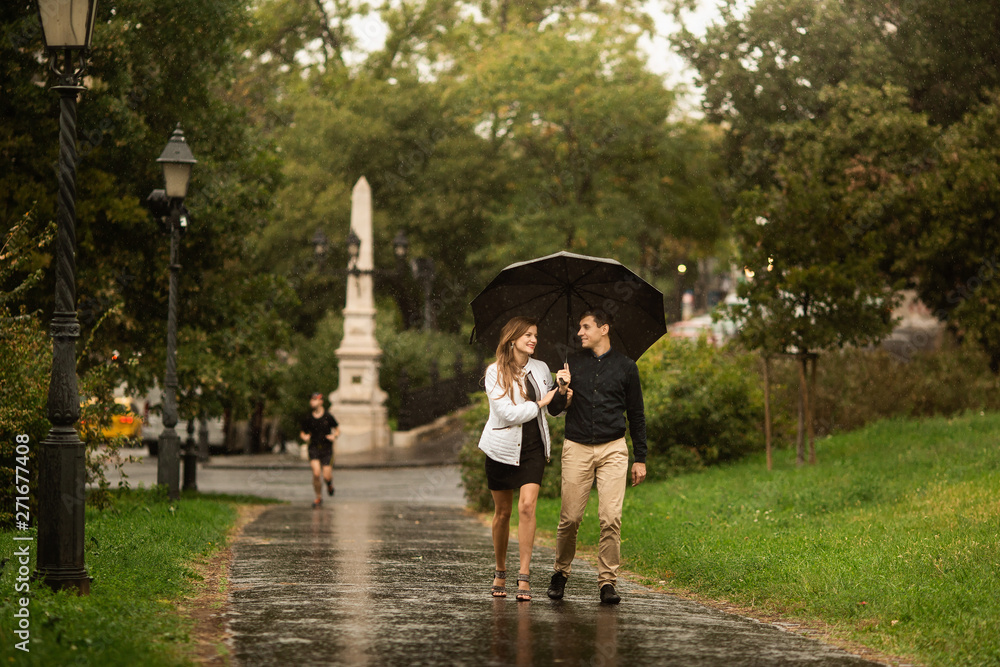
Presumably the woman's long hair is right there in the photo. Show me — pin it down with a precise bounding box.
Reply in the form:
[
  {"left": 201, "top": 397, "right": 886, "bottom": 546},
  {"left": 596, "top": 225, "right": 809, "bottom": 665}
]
[{"left": 489, "top": 316, "right": 538, "bottom": 403}]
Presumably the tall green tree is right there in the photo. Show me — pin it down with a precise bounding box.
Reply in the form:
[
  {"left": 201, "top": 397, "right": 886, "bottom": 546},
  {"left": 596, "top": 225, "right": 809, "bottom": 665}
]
[
  {"left": 250, "top": 0, "right": 725, "bottom": 337},
  {"left": 2, "top": 1, "right": 288, "bottom": 429},
  {"left": 907, "top": 92, "right": 1000, "bottom": 371},
  {"left": 673, "top": 0, "right": 897, "bottom": 193},
  {"left": 723, "top": 84, "right": 918, "bottom": 463},
  {"left": 673, "top": 0, "right": 1000, "bottom": 187},
  {"left": 675, "top": 0, "right": 1000, "bottom": 372}
]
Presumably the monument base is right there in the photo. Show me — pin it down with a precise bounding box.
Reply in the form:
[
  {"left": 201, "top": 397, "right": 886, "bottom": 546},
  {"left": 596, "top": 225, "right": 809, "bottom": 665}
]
[{"left": 331, "top": 401, "right": 391, "bottom": 455}]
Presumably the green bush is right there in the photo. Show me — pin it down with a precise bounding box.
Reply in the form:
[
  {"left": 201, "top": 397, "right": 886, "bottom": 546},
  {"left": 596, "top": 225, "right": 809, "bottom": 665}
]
[
  {"left": 0, "top": 308, "right": 135, "bottom": 526},
  {"left": 275, "top": 311, "right": 344, "bottom": 436},
  {"left": 458, "top": 395, "right": 492, "bottom": 511},
  {"left": 377, "top": 326, "right": 482, "bottom": 422},
  {"left": 639, "top": 336, "right": 765, "bottom": 479},
  {"left": 0, "top": 310, "right": 51, "bottom": 528},
  {"left": 457, "top": 334, "right": 1000, "bottom": 510},
  {"left": 764, "top": 341, "right": 1000, "bottom": 443}
]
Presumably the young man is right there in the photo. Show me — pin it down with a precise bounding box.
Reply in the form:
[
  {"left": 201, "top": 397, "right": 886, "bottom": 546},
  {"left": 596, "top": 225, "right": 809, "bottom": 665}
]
[
  {"left": 546, "top": 309, "right": 647, "bottom": 604},
  {"left": 299, "top": 392, "right": 340, "bottom": 509}
]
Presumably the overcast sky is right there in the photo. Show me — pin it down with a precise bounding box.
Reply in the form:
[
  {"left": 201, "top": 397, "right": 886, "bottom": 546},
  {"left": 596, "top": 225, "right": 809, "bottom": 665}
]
[
  {"left": 641, "top": 2, "right": 721, "bottom": 83},
  {"left": 640, "top": 0, "right": 732, "bottom": 115}
]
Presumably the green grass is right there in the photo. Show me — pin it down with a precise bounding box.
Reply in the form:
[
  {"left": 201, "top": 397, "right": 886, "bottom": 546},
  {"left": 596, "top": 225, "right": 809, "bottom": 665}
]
[
  {"left": 536, "top": 411, "right": 1000, "bottom": 667},
  {"left": 0, "top": 488, "right": 276, "bottom": 666}
]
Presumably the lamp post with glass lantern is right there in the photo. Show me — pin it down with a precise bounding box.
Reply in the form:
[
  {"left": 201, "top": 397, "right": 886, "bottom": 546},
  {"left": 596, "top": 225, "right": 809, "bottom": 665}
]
[
  {"left": 33, "top": 0, "right": 99, "bottom": 595},
  {"left": 392, "top": 230, "right": 409, "bottom": 263},
  {"left": 388, "top": 230, "right": 434, "bottom": 330},
  {"left": 311, "top": 228, "right": 329, "bottom": 267},
  {"left": 150, "top": 126, "right": 196, "bottom": 499},
  {"left": 311, "top": 227, "right": 428, "bottom": 328},
  {"left": 345, "top": 228, "right": 364, "bottom": 276}
]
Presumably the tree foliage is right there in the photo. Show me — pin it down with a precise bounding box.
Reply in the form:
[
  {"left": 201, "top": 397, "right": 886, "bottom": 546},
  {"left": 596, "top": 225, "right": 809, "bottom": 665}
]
[
  {"left": 678, "top": 0, "right": 1000, "bottom": 374},
  {"left": 906, "top": 92, "right": 1000, "bottom": 370},
  {"left": 248, "top": 0, "right": 726, "bottom": 337},
  {"left": 2, "top": 0, "right": 730, "bottom": 439},
  {"left": 1, "top": 217, "right": 131, "bottom": 526},
  {"left": 2, "top": 1, "right": 289, "bottom": 429}
]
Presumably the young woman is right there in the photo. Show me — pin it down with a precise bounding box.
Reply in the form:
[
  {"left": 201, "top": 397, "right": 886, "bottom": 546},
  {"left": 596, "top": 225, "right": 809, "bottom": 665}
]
[{"left": 478, "top": 316, "right": 569, "bottom": 600}]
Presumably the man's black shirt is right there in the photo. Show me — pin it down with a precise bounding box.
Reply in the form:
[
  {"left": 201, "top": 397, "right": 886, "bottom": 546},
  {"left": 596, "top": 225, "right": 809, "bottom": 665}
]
[
  {"left": 301, "top": 412, "right": 339, "bottom": 453},
  {"left": 548, "top": 347, "right": 647, "bottom": 463}
]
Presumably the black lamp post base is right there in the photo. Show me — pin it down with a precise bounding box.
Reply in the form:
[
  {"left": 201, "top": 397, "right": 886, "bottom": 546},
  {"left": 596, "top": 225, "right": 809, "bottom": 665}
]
[
  {"left": 34, "top": 566, "right": 92, "bottom": 595},
  {"left": 157, "top": 429, "right": 181, "bottom": 499},
  {"left": 34, "top": 428, "right": 90, "bottom": 595},
  {"left": 182, "top": 449, "right": 198, "bottom": 491}
]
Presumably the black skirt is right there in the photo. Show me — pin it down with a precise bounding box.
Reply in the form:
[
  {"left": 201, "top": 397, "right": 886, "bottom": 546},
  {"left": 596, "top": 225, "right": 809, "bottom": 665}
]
[{"left": 485, "top": 382, "right": 546, "bottom": 491}]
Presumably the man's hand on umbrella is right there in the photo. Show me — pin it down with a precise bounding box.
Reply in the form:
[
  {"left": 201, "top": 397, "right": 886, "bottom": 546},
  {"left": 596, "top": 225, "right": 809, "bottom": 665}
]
[
  {"left": 631, "top": 462, "right": 647, "bottom": 487},
  {"left": 556, "top": 363, "right": 571, "bottom": 394}
]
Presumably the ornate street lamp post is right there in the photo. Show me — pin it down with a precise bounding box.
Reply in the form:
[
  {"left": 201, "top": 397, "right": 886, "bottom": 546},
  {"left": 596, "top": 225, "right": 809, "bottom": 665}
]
[
  {"left": 33, "top": 0, "right": 99, "bottom": 596},
  {"left": 386, "top": 229, "right": 432, "bottom": 330},
  {"left": 392, "top": 230, "right": 409, "bottom": 260},
  {"left": 311, "top": 228, "right": 329, "bottom": 263},
  {"left": 151, "top": 126, "right": 196, "bottom": 499},
  {"left": 345, "top": 228, "right": 363, "bottom": 275}
]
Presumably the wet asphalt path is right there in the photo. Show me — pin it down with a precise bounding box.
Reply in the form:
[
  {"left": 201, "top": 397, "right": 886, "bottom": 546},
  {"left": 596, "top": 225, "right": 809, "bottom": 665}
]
[{"left": 145, "top": 459, "right": 886, "bottom": 667}]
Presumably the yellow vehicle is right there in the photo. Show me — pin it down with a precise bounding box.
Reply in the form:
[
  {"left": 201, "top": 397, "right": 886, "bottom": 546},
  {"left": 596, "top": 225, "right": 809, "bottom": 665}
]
[{"left": 102, "top": 397, "right": 143, "bottom": 440}]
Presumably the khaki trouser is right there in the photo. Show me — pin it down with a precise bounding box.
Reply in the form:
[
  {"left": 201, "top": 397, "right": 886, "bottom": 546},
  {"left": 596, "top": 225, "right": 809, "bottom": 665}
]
[{"left": 554, "top": 437, "right": 629, "bottom": 588}]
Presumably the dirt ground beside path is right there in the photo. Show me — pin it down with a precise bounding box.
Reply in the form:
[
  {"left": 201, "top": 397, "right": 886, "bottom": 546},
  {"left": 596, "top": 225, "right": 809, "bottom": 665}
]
[{"left": 178, "top": 504, "right": 270, "bottom": 665}]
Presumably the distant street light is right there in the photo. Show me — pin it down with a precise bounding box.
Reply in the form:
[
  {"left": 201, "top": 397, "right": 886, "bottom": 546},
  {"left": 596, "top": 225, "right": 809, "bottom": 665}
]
[
  {"left": 311, "top": 227, "right": 431, "bottom": 328},
  {"left": 389, "top": 230, "right": 434, "bottom": 330},
  {"left": 392, "top": 230, "right": 409, "bottom": 259},
  {"left": 149, "top": 126, "right": 197, "bottom": 499},
  {"left": 311, "top": 228, "right": 329, "bottom": 261},
  {"left": 346, "top": 228, "right": 364, "bottom": 275},
  {"left": 33, "top": 0, "right": 100, "bottom": 596}
]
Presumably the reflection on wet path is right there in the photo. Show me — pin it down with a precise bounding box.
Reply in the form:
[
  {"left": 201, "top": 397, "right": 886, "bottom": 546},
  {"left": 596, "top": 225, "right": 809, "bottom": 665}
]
[{"left": 228, "top": 502, "right": 880, "bottom": 666}]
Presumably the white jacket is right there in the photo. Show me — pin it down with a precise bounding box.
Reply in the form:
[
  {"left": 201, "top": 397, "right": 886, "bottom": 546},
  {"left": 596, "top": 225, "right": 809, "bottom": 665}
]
[{"left": 478, "top": 358, "right": 555, "bottom": 465}]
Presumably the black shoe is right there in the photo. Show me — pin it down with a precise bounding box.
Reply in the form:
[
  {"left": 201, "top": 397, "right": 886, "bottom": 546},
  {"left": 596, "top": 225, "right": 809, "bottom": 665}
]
[
  {"left": 326, "top": 480, "right": 335, "bottom": 497},
  {"left": 600, "top": 584, "right": 621, "bottom": 604},
  {"left": 547, "top": 571, "right": 568, "bottom": 600}
]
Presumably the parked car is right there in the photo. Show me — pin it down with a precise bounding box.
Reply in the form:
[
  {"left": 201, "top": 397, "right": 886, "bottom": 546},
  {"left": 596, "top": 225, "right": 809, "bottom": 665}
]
[
  {"left": 104, "top": 397, "right": 143, "bottom": 440},
  {"left": 78, "top": 396, "right": 143, "bottom": 442}
]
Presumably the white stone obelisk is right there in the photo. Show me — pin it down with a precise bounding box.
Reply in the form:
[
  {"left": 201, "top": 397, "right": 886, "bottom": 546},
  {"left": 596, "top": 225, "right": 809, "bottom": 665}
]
[{"left": 329, "top": 177, "right": 390, "bottom": 454}]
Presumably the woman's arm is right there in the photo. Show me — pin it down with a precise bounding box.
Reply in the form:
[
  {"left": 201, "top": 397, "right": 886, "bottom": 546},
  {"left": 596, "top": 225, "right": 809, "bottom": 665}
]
[{"left": 485, "top": 365, "right": 541, "bottom": 424}]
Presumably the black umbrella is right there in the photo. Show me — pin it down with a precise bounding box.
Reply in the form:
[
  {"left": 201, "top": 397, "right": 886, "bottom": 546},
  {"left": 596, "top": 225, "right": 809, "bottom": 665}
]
[{"left": 470, "top": 251, "right": 666, "bottom": 369}]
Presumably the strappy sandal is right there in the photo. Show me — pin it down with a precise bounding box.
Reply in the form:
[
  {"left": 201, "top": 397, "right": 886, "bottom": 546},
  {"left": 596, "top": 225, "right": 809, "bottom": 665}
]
[
  {"left": 491, "top": 570, "right": 507, "bottom": 598},
  {"left": 516, "top": 573, "right": 532, "bottom": 601}
]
